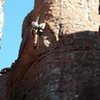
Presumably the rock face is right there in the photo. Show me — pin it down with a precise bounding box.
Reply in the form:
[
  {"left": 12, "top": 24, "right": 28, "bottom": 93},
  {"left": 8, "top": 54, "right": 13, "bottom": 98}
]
[
  {"left": 0, "top": 0, "right": 4, "bottom": 40},
  {"left": 0, "top": 0, "right": 100, "bottom": 100},
  {"left": 0, "top": 72, "right": 9, "bottom": 100}
]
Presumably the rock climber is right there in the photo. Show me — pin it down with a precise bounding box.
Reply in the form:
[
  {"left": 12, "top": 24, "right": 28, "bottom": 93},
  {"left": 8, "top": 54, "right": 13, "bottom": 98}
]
[
  {"left": 18, "top": 16, "right": 46, "bottom": 57},
  {"left": 31, "top": 16, "right": 46, "bottom": 49}
]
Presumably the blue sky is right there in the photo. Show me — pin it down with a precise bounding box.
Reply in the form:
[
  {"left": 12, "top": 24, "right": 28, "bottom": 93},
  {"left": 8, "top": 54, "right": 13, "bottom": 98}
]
[{"left": 0, "top": 0, "right": 34, "bottom": 69}]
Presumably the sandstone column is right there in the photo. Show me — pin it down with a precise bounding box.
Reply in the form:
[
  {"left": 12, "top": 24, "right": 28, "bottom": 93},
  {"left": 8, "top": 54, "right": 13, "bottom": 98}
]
[
  {"left": 0, "top": 0, "right": 4, "bottom": 40},
  {"left": 7, "top": 0, "right": 100, "bottom": 100}
]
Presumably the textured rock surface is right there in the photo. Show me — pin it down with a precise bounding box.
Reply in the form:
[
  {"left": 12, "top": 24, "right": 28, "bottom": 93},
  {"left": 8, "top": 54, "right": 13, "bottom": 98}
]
[
  {"left": 0, "top": 1, "right": 7, "bottom": 100},
  {"left": 0, "top": 0, "right": 100, "bottom": 100},
  {"left": 0, "top": 72, "right": 9, "bottom": 100},
  {"left": 0, "top": 0, "right": 4, "bottom": 40}
]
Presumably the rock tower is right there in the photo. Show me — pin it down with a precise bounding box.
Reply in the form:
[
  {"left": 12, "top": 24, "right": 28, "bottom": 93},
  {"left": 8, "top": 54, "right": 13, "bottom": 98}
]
[{"left": 0, "top": 0, "right": 100, "bottom": 100}]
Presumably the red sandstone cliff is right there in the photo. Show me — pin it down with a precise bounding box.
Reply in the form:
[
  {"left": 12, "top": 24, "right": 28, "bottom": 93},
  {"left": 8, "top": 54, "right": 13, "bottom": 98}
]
[{"left": 0, "top": 0, "right": 100, "bottom": 100}]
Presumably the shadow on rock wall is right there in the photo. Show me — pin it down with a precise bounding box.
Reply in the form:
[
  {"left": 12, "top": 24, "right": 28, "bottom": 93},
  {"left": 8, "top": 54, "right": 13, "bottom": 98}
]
[{"left": 7, "top": 29, "right": 100, "bottom": 100}]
